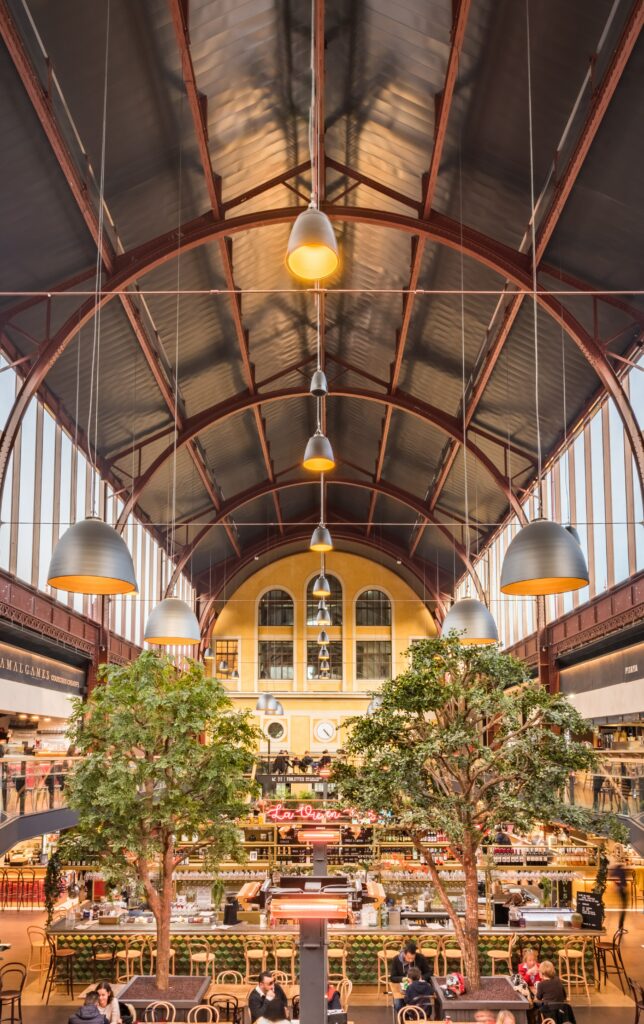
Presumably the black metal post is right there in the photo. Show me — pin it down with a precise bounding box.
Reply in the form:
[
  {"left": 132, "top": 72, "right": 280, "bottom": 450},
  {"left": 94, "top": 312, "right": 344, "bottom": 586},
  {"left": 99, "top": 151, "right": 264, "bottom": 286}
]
[{"left": 298, "top": 917, "right": 328, "bottom": 1024}]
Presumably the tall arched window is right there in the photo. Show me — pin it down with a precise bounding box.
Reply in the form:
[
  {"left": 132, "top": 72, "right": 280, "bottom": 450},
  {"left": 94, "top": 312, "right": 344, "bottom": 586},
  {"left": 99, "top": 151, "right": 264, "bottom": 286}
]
[
  {"left": 356, "top": 588, "right": 391, "bottom": 626},
  {"left": 306, "top": 574, "right": 342, "bottom": 625},
  {"left": 258, "top": 588, "right": 294, "bottom": 626}
]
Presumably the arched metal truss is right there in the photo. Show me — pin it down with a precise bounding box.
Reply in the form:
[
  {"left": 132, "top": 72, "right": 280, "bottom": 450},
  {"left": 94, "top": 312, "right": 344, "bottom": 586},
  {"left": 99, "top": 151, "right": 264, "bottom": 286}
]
[
  {"left": 0, "top": 204, "right": 641, "bottom": 511},
  {"left": 163, "top": 475, "right": 487, "bottom": 601}
]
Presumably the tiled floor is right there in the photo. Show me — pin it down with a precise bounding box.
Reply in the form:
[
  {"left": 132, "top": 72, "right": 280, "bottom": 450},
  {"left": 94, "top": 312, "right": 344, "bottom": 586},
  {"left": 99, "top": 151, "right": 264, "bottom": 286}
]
[{"left": 1, "top": 908, "right": 641, "bottom": 1022}]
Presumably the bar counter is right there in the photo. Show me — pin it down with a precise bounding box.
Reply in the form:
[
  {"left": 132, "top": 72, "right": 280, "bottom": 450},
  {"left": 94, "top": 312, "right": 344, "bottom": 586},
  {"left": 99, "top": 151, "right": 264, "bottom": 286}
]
[{"left": 49, "top": 919, "right": 602, "bottom": 984}]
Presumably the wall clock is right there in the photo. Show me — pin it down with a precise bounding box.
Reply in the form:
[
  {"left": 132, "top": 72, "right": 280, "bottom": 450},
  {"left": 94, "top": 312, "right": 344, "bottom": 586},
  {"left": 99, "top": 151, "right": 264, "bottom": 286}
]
[{"left": 314, "top": 720, "right": 336, "bottom": 742}]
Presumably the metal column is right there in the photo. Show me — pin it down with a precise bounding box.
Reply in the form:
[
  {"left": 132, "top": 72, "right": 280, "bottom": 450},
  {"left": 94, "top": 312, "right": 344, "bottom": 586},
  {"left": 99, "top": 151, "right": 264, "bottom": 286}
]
[{"left": 298, "top": 918, "right": 328, "bottom": 1024}]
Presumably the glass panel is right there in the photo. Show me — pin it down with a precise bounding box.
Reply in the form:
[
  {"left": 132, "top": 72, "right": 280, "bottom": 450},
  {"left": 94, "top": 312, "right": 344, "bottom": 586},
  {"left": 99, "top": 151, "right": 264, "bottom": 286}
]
[
  {"left": 306, "top": 640, "right": 342, "bottom": 679},
  {"left": 356, "top": 640, "right": 391, "bottom": 680},
  {"left": 16, "top": 400, "right": 37, "bottom": 583},
  {"left": 214, "top": 640, "right": 239, "bottom": 678},
  {"left": 590, "top": 413, "right": 607, "bottom": 593},
  {"left": 355, "top": 589, "right": 391, "bottom": 626},
  {"left": 573, "top": 432, "right": 590, "bottom": 605},
  {"left": 38, "top": 411, "right": 56, "bottom": 591},
  {"left": 258, "top": 640, "right": 293, "bottom": 680},
  {"left": 0, "top": 355, "right": 15, "bottom": 431},
  {"left": 306, "top": 574, "right": 343, "bottom": 625},
  {"left": 258, "top": 589, "right": 294, "bottom": 626},
  {"left": 608, "top": 401, "right": 629, "bottom": 583},
  {"left": 0, "top": 453, "right": 12, "bottom": 572}
]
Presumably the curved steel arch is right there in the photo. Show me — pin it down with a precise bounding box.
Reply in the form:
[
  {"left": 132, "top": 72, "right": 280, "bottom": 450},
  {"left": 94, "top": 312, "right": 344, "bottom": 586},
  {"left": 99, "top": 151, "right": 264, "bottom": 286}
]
[
  {"left": 113, "top": 385, "right": 526, "bottom": 528},
  {"left": 1, "top": 204, "right": 641, "bottom": 503},
  {"left": 164, "top": 475, "right": 486, "bottom": 601},
  {"left": 197, "top": 524, "right": 448, "bottom": 645}
]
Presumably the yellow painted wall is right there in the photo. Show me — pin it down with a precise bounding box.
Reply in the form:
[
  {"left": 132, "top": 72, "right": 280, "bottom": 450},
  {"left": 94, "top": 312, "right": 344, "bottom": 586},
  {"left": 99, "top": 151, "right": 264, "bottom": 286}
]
[{"left": 210, "top": 551, "right": 435, "bottom": 754}]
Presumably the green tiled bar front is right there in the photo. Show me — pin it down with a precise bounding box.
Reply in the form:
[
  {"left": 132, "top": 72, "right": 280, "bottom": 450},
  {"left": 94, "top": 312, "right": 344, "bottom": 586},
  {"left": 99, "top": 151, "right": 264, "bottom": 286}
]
[{"left": 49, "top": 924, "right": 600, "bottom": 985}]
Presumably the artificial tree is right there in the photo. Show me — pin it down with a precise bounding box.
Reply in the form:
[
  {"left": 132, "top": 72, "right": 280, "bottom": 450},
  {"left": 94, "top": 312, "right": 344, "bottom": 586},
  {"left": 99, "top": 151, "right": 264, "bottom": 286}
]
[
  {"left": 334, "top": 635, "right": 624, "bottom": 988},
  {"left": 59, "top": 651, "right": 257, "bottom": 991},
  {"left": 44, "top": 850, "right": 64, "bottom": 925}
]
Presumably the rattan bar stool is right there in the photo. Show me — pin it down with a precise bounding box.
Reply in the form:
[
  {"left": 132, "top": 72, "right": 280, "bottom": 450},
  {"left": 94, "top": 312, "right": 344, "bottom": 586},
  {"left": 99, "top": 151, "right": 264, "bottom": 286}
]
[
  {"left": 272, "top": 935, "right": 296, "bottom": 981},
  {"left": 188, "top": 939, "right": 215, "bottom": 978},
  {"left": 115, "top": 937, "right": 145, "bottom": 983},
  {"left": 441, "top": 936, "right": 464, "bottom": 975},
  {"left": 488, "top": 933, "right": 517, "bottom": 975},
  {"left": 558, "top": 938, "right": 591, "bottom": 1002},
  {"left": 243, "top": 937, "right": 267, "bottom": 983},
  {"left": 42, "top": 935, "right": 75, "bottom": 1004}
]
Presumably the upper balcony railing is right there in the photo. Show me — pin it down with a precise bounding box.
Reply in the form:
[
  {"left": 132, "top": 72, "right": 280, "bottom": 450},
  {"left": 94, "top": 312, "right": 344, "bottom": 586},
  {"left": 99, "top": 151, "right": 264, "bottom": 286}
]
[{"left": 0, "top": 755, "right": 81, "bottom": 823}]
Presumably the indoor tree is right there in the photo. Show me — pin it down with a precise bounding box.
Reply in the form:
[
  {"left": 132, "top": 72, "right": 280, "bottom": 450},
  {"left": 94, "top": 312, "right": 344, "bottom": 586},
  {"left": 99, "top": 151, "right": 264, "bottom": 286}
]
[
  {"left": 334, "top": 635, "right": 624, "bottom": 988},
  {"left": 59, "top": 651, "right": 258, "bottom": 991}
]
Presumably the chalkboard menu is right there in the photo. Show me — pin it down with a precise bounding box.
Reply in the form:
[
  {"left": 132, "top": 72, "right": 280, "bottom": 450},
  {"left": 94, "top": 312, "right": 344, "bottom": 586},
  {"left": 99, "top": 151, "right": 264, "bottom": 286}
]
[{"left": 576, "top": 892, "right": 604, "bottom": 929}]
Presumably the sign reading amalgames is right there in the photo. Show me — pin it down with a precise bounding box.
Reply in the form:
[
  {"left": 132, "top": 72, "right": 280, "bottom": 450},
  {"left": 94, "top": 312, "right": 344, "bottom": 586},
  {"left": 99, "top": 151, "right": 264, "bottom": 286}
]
[{"left": 0, "top": 640, "right": 86, "bottom": 694}]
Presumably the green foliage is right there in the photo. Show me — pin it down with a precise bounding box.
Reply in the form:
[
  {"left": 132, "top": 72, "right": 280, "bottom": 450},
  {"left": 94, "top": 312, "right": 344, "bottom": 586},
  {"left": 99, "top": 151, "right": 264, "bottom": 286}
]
[
  {"left": 335, "top": 635, "right": 619, "bottom": 847},
  {"left": 44, "top": 851, "right": 63, "bottom": 925},
  {"left": 59, "top": 651, "right": 258, "bottom": 892}
]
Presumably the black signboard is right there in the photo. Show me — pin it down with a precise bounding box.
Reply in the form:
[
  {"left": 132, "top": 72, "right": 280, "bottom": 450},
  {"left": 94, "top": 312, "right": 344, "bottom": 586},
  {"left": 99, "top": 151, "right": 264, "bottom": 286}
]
[
  {"left": 0, "top": 640, "right": 86, "bottom": 695},
  {"left": 576, "top": 892, "right": 604, "bottom": 929}
]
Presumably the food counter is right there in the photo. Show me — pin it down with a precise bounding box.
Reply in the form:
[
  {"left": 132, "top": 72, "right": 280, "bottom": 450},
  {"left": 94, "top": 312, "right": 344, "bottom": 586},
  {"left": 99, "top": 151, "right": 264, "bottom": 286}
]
[{"left": 48, "top": 919, "right": 602, "bottom": 984}]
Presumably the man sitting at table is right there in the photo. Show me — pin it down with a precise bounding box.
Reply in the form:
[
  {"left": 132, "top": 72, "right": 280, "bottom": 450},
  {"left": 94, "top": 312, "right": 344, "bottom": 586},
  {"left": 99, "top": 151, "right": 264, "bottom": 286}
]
[
  {"left": 68, "top": 992, "right": 108, "bottom": 1024},
  {"left": 248, "top": 971, "right": 288, "bottom": 1022},
  {"left": 391, "top": 941, "right": 433, "bottom": 1013}
]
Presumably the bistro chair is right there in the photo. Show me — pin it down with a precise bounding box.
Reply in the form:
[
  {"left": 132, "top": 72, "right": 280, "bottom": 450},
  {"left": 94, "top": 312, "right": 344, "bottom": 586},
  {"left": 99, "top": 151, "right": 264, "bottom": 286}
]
[
  {"left": 42, "top": 934, "right": 75, "bottom": 1003},
  {"left": 627, "top": 976, "right": 644, "bottom": 1024},
  {"left": 440, "top": 936, "right": 464, "bottom": 975},
  {"left": 270, "top": 969, "right": 290, "bottom": 986},
  {"left": 595, "top": 926, "right": 627, "bottom": 992},
  {"left": 377, "top": 938, "right": 398, "bottom": 998},
  {"left": 187, "top": 1008, "right": 219, "bottom": 1022},
  {"left": 188, "top": 939, "right": 215, "bottom": 978},
  {"left": 487, "top": 933, "right": 517, "bottom": 975},
  {"left": 146, "top": 937, "right": 177, "bottom": 976},
  {"left": 419, "top": 941, "right": 441, "bottom": 975},
  {"left": 144, "top": 1001, "right": 176, "bottom": 1022},
  {"left": 243, "top": 937, "right": 267, "bottom": 982},
  {"left": 338, "top": 977, "right": 353, "bottom": 1012},
  {"left": 271, "top": 935, "right": 297, "bottom": 981},
  {"left": 397, "top": 1007, "right": 428, "bottom": 1023},
  {"left": 209, "top": 994, "right": 242, "bottom": 1024},
  {"left": 215, "top": 970, "right": 244, "bottom": 985},
  {"left": 91, "top": 939, "right": 117, "bottom": 982},
  {"left": 327, "top": 936, "right": 348, "bottom": 981},
  {"left": 558, "top": 938, "right": 591, "bottom": 1002},
  {"left": 115, "top": 937, "right": 145, "bottom": 983},
  {"left": 0, "top": 962, "right": 27, "bottom": 1024},
  {"left": 26, "top": 925, "right": 49, "bottom": 984}
]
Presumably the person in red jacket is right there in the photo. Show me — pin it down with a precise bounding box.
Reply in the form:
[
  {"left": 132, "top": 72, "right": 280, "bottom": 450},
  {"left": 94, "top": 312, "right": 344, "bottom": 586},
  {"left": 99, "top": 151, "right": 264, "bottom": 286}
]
[{"left": 518, "top": 948, "right": 541, "bottom": 989}]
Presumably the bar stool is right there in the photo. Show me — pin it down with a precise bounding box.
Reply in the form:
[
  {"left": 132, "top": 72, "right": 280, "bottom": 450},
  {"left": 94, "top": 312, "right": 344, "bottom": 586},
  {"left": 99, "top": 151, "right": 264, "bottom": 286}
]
[
  {"left": 327, "top": 936, "right": 347, "bottom": 981},
  {"left": 115, "top": 937, "right": 145, "bottom": 982},
  {"left": 487, "top": 934, "right": 517, "bottom": 975},
  {"left": 147, "top": 938, "right": 177, "bottom": 976},
  {"left": 243, "top": 937, "right": 267, "bottom": 983},
  {"left": 419, "top": 941, "right": 441, "bottom": 975},
  {"left": 441, "top": 936, "right": 464, "bottom": 975},
  {"left": 558, "top": 938, "right": 591, "bottom": 1002},
  {"left": 272, "top": 936, "right": 296, "bottom": 981},
  {"left": 0, "top": 869, "right": 8, "bottom": 912},
  {"left": 27, "top": 926, "right": 50, "bottom": 984},
  {"left": 188, "top": 940, "right": 215, "bottom": 978},
  {"left": 42, "top": 935, "right": 76, "bottom": 1004},
  {"left": 377, "top": 938, "right": 398, "bottom": 998},
  {"left": 91, "top": 939, "right": 116, "bottom": 981},
  {"left": 0, "top": 962, "right": 27, "bottom": 1024},
  {"left": 595, "top": 927, "right": 628, "bottom": 993},
  {"left": 17, "top": 869, "right": 36, "bottom": 912},
  {"left": 144, "top": 1001, "right": 176, "bottom": 1021}
]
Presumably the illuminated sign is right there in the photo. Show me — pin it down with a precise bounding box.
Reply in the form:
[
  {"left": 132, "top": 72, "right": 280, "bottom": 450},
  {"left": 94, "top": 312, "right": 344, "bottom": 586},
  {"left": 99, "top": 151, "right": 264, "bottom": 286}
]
[
  {"left": 264, "top": 801, "right": 378, "bottom": 824},
  {"left": 0, "top": 641, "right": 86, "bottom": 694}
]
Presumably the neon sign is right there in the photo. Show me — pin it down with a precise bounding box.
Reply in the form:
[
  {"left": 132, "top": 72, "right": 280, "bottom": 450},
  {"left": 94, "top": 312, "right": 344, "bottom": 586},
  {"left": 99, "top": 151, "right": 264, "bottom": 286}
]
[{"left": 264, "top": 802, "right": 378, "bottom": 824}]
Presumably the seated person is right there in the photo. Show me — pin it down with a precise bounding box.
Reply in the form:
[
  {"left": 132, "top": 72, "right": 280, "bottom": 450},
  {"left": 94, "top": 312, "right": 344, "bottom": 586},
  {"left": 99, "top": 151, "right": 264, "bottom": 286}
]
[
  {"left": 327, "top": 982, "right": 342, "bottom": 1009},
  {"left": 391, "top": 941, "right": 433, "bottom": 1013},
  {"left": 271, "top": 750, "right": 290, "bottom": 773},
  {"left": 68, "top": 993, "right": 108, "bottom": 1024},
  {"left": 494, "top": 826, "right": 512, "bottom": 846},
  {"left": 318, "top": 750, "right": 332, "bottom": 768},
  {"left": 255, "top": 1002, "right": 290, "bottom": 1024},
  {"left": 536, "top": 962, "right": 569, "bottom": 1011},
  {"left": 298, "top": 750, "right": 314, "bottom": 771},
  {"left": 404, "top": 966, "right": 434, "bottom": 1007},
  {"left": 248, "top": 971, "right": 288, "bottom": 1022},
  {"left": 517, "top": 947, "right": 541, "bottom": 988}
]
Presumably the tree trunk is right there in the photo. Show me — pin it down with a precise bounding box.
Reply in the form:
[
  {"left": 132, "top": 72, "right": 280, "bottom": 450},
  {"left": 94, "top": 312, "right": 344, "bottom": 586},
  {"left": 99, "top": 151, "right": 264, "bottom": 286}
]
[
  {"left": 416, "top": 842, "right": 472, "bottom": 980},
  {"left": 154, "top": 841, "right": 176, "bottom": 992},
  {"left": 462, "top": 840, "right": 481, "bottom": 989}
]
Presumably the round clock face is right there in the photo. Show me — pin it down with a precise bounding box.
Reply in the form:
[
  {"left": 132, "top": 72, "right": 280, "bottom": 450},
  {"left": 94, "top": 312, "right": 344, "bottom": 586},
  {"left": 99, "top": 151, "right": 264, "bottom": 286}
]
[{"left": 315, "top": 720, "right": 336, "bottom": 742}]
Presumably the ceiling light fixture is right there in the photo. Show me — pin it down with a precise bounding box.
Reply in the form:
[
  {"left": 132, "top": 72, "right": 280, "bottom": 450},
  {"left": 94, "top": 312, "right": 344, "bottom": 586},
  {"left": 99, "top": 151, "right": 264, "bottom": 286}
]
[
  {"left": 441, "top": 597, "right": 498, "bottom": 645},
  {"left": 310, "top": 523, "right": 333, "bottom": 553},
  {"left": 303, "top": 429, "right": 335, "bottom": 472},
  {"left": 318, "top": 646, "right": 330, "bottom": 661},
  {"left": 203, "top": 646, "right": 214, "bottom": 661},
  {"left": 144, "top": 597, "right": 200, "bottom": 646},
  {"left": 315, "top": 603, "right": 332, "bottom": 627},
  {"left": 317, "top": 629, "right": 329, "bottom": 645},
  {"left": 312, "top": 573, "right": 331, "bottom": 599}
]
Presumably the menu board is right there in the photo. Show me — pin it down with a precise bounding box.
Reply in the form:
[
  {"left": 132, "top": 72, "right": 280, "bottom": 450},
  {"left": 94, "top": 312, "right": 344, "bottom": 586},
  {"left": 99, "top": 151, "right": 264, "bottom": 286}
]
[{"left": 576, "top": 892, "right": 604, "bottom": 929}]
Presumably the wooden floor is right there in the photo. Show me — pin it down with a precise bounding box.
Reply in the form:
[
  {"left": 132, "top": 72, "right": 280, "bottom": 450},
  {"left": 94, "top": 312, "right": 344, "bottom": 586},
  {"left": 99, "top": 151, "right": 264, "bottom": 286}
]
[{"left": 2, "top": 907, "right": 641, "bottom": 1022}]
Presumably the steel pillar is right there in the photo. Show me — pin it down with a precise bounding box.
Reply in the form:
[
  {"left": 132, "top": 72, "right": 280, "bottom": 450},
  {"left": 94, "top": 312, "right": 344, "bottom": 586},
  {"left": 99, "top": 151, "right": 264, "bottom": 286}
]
[{"left": 298, "top": 918, "right": 328, "bottom": 1024}]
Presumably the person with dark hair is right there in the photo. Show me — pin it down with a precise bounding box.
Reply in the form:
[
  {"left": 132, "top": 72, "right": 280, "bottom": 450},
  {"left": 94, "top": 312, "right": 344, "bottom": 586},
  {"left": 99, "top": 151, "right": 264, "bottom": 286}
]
[
  {"left": 404, "top": 965, "right": 434, "bottom": 1007},
  {"left": 95, "top": 981, "right": 120, "bottom": 1023},
  {"left": 391, "top": 941, "right": 433, "bottom": 1013},
  {"left": 68, "top": 992, "right": 108, "bottom": 1024},
  {"left": 494, "top": 826, "right": 512, "bottom": 846},
  {"left": 248, "top": 971, "right": 288, "bottom": 1022},
  {"left": 271, "top": 750, "right": 290, "bottom": 774}
]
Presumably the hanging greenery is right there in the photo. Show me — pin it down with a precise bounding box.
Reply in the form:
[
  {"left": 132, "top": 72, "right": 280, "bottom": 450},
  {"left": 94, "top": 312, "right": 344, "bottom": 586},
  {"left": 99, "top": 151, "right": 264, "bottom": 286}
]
[{"left": 44, "top": 850, "right": 64, "bottom": 926}]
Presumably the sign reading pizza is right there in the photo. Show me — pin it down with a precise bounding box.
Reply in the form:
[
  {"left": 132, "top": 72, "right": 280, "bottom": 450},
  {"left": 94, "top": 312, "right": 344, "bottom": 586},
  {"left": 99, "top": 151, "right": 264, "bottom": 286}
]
[{"left": 264, "top": 801, "right": 378, "bottom": 824}]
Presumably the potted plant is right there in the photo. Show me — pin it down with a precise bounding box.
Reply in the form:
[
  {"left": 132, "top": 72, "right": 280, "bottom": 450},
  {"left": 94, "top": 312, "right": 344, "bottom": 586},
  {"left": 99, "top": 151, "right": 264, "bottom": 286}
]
[
  {"left": 59, "top": 651, "right": 258, "bottom": 994},
  {"left": 334, "top": 635, "right": 625, "bottom": 989}
]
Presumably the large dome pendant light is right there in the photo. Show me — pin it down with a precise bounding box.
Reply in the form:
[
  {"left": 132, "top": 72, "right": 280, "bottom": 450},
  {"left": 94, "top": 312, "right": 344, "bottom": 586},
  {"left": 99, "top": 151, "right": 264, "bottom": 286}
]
[
  {"left": 442, "top": 597, "right": 498, "bottom": 645},
  {"left": 285, "top": 12, "right": 338, "bottom": 281},
  {"left": 47, "top": 7, "right": 137, "bottom": 599},
  {"left": 144, "top": 126, "right": 200, "bottom": 647},
  {"left": 500, "top": 8, "right": 589, "bottom": 598},
  {"left": 441, "top": 143, "right": 497, "bottom": 645}
]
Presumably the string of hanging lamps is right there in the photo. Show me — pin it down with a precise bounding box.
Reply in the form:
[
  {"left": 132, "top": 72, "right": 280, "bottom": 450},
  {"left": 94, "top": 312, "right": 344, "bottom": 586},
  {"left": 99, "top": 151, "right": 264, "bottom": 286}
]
[
  {"left": 499, "top": 1, "right": 589, "bottom": 599},
  {"left": 47, "top": 0, "right": 138, "bottom": 598}
]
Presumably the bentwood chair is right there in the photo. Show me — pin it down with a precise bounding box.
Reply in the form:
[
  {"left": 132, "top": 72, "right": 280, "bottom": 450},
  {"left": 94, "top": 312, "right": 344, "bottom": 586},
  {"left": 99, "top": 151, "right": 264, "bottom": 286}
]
[
  {"left": 397, "top": 1007, "right": 428, "bottom": 1023},
  {"left": 187, "top": 1008, "right": 219, "bottom": 1022},
  {"left": 147, "top": 937, "right": 177, "bottom": 976},
  {"left": 377, "top": 938, "right": 398, "bottom": 998},
  {"left": 42, "top": 935, "right": 75, "bottom": 1003},
  {"left": 327, "top": 936, "right": 348, "bottom": 981},
  {"left": 26, "top": 926, "right": 49, "bottom": 984},
  {"left": 91, "top": 939, "right": 117, "bottom": 982},
  {"left": 595, "top": 927, "right": 628, "bottom": 992},
  {"left": 215, "top": 970, "right": 243, "bottom": 985},
  {"left": 243, "top": 937, "right": 267, "bottom": 982},
  {"left": 487, "top": 933, "right": 517, "bottom": 975},
  {"left": 209, "top": 994, "right": 242, "bottom": 1024},
  {"left": 440, "top": 936, "right": 464, "bottom": 975},
  {"left": 338, "top": 977, "right": 353, "bottom": 1012},
  {"left": 0, "top": 962, "right": 27, "bottom": 1024},
  {"left": 188, "top": 940, "right": 215, "bottom": 978},
  {"left": 627, "top": 976, "right": 644, "bottom": 1024},
  {"left": 419, "top": 941, "right": 441, "bottom": 975},
  {"left": 270, "top": 969, "right": 290, "bottom": 986},
  {"left": 115, "top": 937, "right": 145, "bottom": 983},
  {"left": 558, "top": 938, "right": 591, "bottom": 1002},
  {"left": 144, "top": 1001, "right": 176, "bottom": 1022},
  {"left": 272, "top": 935, "right": 297, "bottom": 981}
]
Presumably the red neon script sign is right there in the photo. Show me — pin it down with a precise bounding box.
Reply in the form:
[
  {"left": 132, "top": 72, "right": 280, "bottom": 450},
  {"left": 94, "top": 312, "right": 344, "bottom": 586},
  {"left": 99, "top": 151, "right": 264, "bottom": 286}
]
[{"left": 265, "top": 802, "right": 377, "bottom": 824}]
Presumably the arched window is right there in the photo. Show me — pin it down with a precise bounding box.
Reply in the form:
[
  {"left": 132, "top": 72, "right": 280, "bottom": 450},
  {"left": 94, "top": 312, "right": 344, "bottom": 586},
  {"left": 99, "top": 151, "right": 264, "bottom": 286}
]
[
  {"left": 306, "top": 574, "right": 343, "bottom": 626},
  {"left": 258, "top": 589, "right": 294, "bottom": 626},
  {"left": 356, "top": 589, "right": 391, "bottom": 626}
]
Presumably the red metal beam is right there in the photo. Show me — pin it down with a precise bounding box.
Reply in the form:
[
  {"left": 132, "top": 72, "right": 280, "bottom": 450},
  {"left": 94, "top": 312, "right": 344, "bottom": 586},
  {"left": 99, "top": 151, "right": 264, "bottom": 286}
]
[
  {"left": 325, "top": 157, "right": 421, "bottom": 212},
  {"left": 366, "top": 0, "right": 472, "bottom": 534},
  {"left": 168, "top": 0, "right": 281, "bottom": 534},
  {"left": 418, "top": 0, "right": 643, "bottom": 546}
]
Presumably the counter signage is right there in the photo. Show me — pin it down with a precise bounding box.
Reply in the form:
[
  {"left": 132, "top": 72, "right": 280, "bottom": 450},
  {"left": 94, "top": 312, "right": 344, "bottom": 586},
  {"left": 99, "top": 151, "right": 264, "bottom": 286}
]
[
  {"left": 0, "top": 640, "right": 86, "bottom": 695},
  {"left": 576, "top": 892, "right": 604, "bottom": 929},
  {"left": 264, "top": 801, "right": 378, "bottom": 824}
]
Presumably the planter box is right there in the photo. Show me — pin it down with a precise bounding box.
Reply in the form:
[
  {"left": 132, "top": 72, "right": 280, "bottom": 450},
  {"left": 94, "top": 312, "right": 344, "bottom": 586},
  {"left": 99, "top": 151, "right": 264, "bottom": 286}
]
[
  {"left": 118, "top": 975, "right": 211, "bottom": 1021},
  {"left": 432, "top": 975, "right": 530, "bottom": 1022}
]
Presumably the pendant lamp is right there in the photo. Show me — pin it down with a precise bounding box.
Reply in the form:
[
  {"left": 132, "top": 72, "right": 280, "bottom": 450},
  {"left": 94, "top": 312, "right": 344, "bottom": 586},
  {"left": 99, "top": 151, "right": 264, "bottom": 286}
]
[
  {"left": 218, "top": 660, "right": 229, "bottom": 674},
  {"left": 319, "top": 646, "right": 330, "bottom": 661},
  {"left": 312, "top": 573, "right": 331, "bottom": 599},
  {"left": 272, "top": 700, "right": 285, "bottom": 716},
  {"left": 441, "top": 597, "right": 498, "bottom": 645},
  {"left": 500, "top": 518, "right": 589, "bottom": 596},
  {"left": 203, "top": 646, "right": 214, "bottom": 661},
  {"left": 310, "top": 369, "right": 328, "bottom": 397},
  {"left": 317, "top": 629, "right": 329, "bottom": 645},
  {"left": 286, "top": 206, "right": 338, "bottom": 281},
  {"left": 144, "top": 597, "right": 200, "bottom": 646},
  {"left": 256, "top": 693, "right": 278, "bottom": 712},
  {"left": 310, "top": 524, "right": 333, "bottom": 552},
  {"left": 303, "top": 429, "right": 335, "bottom": 472},
  {"left": 47, "top": 516, "right": 137, "bottom": 595},
  {"left": 366, "top": 696, "right": 382, "bottom": 715},
  {"left": 316, "top": 604, "right": 332, "bottom": 627}
]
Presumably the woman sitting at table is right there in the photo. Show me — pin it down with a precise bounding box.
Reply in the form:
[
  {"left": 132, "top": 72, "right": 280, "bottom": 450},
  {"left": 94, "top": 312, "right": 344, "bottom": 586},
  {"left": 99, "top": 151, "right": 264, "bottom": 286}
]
[{"left": 94, "top": 982, "right": 120, "bottom": 1023}]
